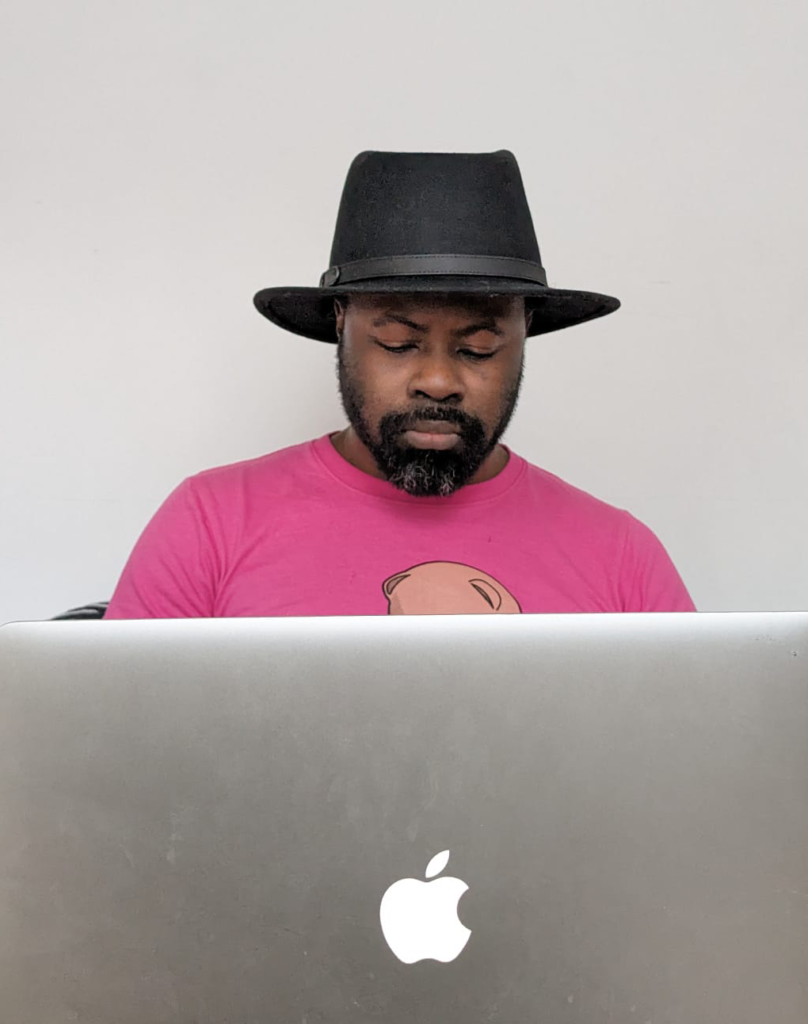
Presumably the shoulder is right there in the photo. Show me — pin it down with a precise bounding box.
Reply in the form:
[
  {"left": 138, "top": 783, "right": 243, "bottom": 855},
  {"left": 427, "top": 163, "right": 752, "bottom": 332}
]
[
  {"left": 516, "top": 454, "right": 634, "bottom": 532},
  {"left": 512, "top": 453, "right": 676, "bottom": 564},
  {"left": 512, "top": 454, "right": 694, "bottom": 610},
  {"left": 182, "top": 437, "right": 321, "bottom": 501}
]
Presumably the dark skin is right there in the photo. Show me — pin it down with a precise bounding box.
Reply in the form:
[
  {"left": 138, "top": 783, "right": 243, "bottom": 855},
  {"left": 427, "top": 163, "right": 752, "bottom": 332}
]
[{"left": 332, "top": 293, "right": 532, "bottom": 485}]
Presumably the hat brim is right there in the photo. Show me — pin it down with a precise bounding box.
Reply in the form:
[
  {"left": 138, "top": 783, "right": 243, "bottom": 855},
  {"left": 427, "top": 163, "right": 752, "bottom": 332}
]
[{"left": 253, "top": 277, "right": 619, "bottom": 343}]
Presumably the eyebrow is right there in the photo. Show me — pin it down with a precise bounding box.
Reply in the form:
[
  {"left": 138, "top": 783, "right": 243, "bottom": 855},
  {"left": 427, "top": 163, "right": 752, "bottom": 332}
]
[{"left": 371, "top": 313, "right": 505, "bottom": 338}]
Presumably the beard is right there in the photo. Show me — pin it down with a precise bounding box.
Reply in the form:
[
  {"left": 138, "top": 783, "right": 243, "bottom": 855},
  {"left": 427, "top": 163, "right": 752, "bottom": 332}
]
[{"left": 337, "top": 344, "right": 524, "bottom": 497}]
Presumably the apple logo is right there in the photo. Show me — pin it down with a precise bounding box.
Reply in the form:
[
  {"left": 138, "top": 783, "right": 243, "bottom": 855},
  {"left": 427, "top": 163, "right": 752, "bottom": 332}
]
[{"left": 379, "top": 850, "right": 472, "bottom": 964}]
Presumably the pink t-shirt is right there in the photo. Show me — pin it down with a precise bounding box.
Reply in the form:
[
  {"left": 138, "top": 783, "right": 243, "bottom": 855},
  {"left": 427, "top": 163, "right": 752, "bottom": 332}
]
[{"left": 105, "top": 434, "right": 695, "bottom": 619}]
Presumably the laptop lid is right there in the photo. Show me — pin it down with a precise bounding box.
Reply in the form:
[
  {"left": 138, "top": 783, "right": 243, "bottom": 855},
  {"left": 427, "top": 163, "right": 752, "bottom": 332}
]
[{"left": 1, "top": 612, "right": 806, "bottom": 1023}]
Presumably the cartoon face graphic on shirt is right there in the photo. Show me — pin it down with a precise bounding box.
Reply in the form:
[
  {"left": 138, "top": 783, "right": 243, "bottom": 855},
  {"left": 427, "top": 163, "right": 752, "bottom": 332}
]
[{"left": 382, "top": 561, "right": 522, "bottom": 615}]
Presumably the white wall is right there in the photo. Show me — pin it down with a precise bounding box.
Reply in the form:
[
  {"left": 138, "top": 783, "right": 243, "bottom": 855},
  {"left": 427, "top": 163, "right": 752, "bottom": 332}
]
[{"left": 2, "top": 0, "right": 807, "bottom": 623}]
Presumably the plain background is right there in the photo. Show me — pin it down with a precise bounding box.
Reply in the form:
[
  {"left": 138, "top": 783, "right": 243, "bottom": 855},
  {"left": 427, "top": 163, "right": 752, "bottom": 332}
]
[{"left": 2, "top": 0, "right": 806, "bottom": 624}]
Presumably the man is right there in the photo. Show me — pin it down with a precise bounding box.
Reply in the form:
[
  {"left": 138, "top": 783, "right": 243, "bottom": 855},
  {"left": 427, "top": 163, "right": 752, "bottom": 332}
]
[{"left": 105, "top": 150, "right": 694, "bottom": 618}]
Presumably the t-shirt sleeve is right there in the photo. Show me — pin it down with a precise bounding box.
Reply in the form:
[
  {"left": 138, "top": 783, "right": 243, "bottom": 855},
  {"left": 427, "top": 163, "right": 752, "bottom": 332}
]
[
  {"left": 104, "top": 478, "right": 219, "bottom": 619},
  {"left": 618, "top": 513, "right": 696, "bottom": 612}
]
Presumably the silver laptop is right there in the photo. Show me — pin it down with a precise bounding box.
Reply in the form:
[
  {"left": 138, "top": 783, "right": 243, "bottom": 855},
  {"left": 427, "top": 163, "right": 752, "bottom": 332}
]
[{"left": 1, "top": 612, "right": 806, "bottom": 1023}]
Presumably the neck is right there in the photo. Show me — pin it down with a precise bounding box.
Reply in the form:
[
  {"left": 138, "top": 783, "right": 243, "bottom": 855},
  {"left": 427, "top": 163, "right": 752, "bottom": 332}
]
[{"left": 330, "top": 427, "right": 509, "bottom": 486}]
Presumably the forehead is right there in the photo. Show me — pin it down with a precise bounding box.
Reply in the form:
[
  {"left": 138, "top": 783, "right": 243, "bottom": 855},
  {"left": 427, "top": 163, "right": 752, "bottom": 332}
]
[{"left": 346, "top": 292, "right": 525, "bottom": 320}]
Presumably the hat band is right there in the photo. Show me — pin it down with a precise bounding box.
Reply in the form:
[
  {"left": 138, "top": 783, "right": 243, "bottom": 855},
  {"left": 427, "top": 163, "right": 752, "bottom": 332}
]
[{"left": 319, "top": 254, "right": 547, "bottom": 288}]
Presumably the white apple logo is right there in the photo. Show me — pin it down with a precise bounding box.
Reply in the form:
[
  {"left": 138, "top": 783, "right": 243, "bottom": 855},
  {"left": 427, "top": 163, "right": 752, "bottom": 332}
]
[{"left": 379, "top": 850, "right": 471, "bottom": 964}]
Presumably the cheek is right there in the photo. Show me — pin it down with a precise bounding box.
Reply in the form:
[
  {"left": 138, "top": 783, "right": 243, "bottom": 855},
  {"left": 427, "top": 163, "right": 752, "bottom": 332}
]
[
  {"left": 467, "top": 369, "right": 513, "bottom": 415},
  {"left": 361, "top": 361, "right": 410, "bottom": 411}
]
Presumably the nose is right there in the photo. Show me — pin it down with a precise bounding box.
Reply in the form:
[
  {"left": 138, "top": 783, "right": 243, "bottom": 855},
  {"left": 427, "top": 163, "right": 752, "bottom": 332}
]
[{"left": 408, "top": 351, "right": 464, "bottom": 404}]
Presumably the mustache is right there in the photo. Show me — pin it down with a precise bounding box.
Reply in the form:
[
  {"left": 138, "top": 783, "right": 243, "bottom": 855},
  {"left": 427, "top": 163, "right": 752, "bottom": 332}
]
[{"left": 382, "top": 407, "right": 479, "bottom": 432}]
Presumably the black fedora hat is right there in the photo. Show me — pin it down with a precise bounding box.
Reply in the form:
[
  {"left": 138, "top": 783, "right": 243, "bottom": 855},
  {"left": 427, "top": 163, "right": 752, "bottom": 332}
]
[{"left": 254, "top": 150, "right": 620, "bottom": 343}]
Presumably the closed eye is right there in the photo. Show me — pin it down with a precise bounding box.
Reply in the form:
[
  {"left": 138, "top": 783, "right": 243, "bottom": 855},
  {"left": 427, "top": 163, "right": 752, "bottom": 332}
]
[
  {"left": 376, "top": 342, "right": 416, "bottom": 354},
  {"left": 460, "top": 350, "right": 496, "bottom": 361}
]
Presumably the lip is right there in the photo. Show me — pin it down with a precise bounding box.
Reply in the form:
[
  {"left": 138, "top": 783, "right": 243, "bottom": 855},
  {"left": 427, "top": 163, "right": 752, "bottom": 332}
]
[
  {"left": 402, "top": 425, "right": 461, "bottom": 451},
  {"left": 408, "top": 420, "right": 461, "bottom": 435}
]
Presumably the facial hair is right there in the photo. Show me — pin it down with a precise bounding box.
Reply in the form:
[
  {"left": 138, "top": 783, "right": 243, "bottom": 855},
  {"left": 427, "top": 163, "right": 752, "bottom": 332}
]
[{"left": 337, "top": 343, "right": 524, "bottom": 497}]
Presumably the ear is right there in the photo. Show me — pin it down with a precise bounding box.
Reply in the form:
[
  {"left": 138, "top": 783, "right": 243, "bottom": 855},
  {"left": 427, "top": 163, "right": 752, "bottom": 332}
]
[
  {"left": 468, "top": 578, "right": 503, "bottom": 611},
  {"left": 383, "top": 572, "right": 411, "bottom": 597},
  {"left": 334, "top": 299, "right": 347, "bottom": 338}
]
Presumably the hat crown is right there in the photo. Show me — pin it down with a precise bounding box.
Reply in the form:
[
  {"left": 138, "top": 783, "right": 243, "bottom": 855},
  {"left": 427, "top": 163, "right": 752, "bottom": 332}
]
[{"left": 329, "top": 150, "right": 543, "bottom": 267}]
